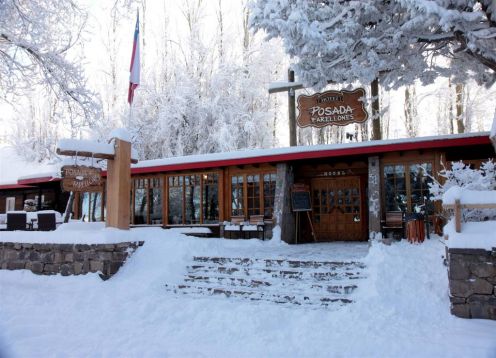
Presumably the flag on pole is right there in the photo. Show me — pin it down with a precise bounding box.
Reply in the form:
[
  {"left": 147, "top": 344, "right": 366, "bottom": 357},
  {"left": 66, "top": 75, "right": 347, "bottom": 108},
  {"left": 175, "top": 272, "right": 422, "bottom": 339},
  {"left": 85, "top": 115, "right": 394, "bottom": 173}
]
[{"left": 128, "top": 10, "right": 140, "bottom": 105}]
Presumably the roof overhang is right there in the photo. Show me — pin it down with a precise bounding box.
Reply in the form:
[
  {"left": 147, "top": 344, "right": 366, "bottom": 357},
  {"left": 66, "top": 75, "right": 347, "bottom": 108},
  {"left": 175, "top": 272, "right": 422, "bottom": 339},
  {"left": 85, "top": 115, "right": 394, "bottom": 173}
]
[
  {"left": 0, "top": 183, "right": 35, "bottom": 190},
  {"left": 131, "top": 133, "right": 493, "bottom": 175},
  {"left": 17, "top": 177, "right": 61, "bottom": 185}
]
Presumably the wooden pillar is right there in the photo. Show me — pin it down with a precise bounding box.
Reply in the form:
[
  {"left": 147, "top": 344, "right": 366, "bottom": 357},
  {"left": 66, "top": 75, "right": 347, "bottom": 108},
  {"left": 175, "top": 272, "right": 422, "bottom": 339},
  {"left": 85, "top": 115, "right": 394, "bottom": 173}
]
[
  {"left": 274, "top": 163, "right": 295, "bottom": 243},
  {"left": 368, "top": 156, "right": 382, "bottom": 235},
  {"left": 288, "top": 69, "right": 297, "bottom": 147},
  {"left": 106, "top": 139, "right": 131, "bottom": 230}
]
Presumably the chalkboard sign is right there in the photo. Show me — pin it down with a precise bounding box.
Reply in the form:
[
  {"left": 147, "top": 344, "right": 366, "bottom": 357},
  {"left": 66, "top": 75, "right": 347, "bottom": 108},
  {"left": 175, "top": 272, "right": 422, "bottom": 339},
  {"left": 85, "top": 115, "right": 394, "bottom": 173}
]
[{"left": 291, "top": 191, "right": 312, "bottom": 212}]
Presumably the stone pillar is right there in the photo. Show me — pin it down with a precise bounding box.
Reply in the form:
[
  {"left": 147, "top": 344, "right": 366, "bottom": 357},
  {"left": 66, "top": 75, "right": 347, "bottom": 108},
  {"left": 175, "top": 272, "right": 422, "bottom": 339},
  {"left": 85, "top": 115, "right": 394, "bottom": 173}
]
[
  {"left": 368, "top": 156, "right": 381, "bottom": 235},
  {"left": 106, "top": 139, "right": 131, "bottom": 230},
  {"left": 274, "top": 163, "right": 295, "bottom": 244}
]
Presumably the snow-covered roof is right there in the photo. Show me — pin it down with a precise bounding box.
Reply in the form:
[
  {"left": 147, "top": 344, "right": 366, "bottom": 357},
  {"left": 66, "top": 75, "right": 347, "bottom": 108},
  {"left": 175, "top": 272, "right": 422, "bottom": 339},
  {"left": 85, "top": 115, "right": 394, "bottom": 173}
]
[
  {"left": 0, "top": 132, "right": 492, "bottom": 186},
  {"left": 132, "top": 131, "right": 493, "bottom": 174},
  {"left": 57, "top": 138, "right": 139, "bottom": 161}
]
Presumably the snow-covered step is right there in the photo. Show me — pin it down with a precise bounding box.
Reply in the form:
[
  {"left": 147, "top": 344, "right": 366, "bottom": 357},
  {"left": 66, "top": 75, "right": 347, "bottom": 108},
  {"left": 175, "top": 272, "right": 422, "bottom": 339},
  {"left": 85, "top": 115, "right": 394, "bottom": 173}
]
[
  {"left": 165, "top": 255, "right": 366, "bottom": 308},
  {"left": 183, "top": 274, "right": 358, "bottom": 295},
  {"left": 165, "top": 283, "right": 353, "bottom": 308},
  {"left": 186, "top": 265, "right": 366, "bottom": 282},
  {"left": 193, "top": 256, "right": 365, "bottom": 270}
]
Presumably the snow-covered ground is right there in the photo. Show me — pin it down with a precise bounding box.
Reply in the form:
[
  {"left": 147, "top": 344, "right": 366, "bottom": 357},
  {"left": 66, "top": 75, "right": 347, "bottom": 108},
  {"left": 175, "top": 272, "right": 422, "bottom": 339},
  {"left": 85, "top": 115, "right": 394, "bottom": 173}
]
[{"left": 1, "top": 227, "right": 495, "bottom": 357}]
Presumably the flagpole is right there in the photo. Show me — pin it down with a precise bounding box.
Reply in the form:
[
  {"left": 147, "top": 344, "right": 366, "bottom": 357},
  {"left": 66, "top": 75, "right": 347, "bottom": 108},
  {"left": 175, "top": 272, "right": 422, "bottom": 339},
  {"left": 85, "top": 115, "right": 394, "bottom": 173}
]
[{"left": 128, "top": 8, "right": 139, "bottom": 124}]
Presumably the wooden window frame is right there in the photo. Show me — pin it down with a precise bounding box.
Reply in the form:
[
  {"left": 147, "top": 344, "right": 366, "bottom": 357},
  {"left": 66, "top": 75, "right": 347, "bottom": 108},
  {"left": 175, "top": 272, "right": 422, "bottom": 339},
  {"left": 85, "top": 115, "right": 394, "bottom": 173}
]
[
  {"left": 131, "top": 175, "right": 163, "bottom": 225},
  {"left": 165, "top": 171, "right": 221, "bottom": 225},
  {"left": 381, "top": 158, "right": 434, "bottom": 214},
  {"left": 228, "top": 169, "right": 277, "bottom": 220}
]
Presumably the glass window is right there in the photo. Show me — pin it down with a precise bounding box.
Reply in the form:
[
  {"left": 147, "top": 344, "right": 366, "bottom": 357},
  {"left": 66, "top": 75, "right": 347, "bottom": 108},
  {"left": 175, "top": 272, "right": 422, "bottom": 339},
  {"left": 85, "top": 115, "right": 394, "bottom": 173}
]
[
  {"left": 90, "top": 192, "right": 102, "bottom": 221},
  {"left": 167, "top": 173, "right": 220, "bottom": 225},
  {"left": 150, "top": 178, "right": 162, "bottom": 224},
  {"left": 185, "top": 175, "right": 201, "bottom": 224},
  {"left": 203, "top": 173, "right": 219, "bottom": 223},
  {"left": 80, "top": 192, "right": 89, "bottom": 221},
  {"left": 168, "top": 176, "right": 183, "bottom": 224},
  {"left": 263, "top": 173, "right": 277, "bottom": 217},
  {"left": 383, "top": 162, "right": 433, "bottom": 213},
  {"left": 80, "top": 192, "right": 103, "bottom": 222},
  {"left": 384, "top": 164, "right": 407, "bottom": 212},
  {"left": 410, "top": 163, "right": 433, "bottom": 213},
  {"left": 247, "top": 174, "right": 260, "bottom": 216},
  {"left": 231, "top": 175, "right": 244, "bottom": 216},
  {"left": 134, "top": 179, "right": 148, "bottom": 224}
]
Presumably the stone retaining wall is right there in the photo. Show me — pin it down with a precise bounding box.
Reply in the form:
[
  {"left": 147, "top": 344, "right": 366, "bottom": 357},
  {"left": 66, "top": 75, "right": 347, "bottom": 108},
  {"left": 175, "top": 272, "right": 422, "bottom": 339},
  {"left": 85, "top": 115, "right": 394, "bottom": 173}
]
[
  {"left": 447, "top": 247, "right": 496, "bottom": 320},
  {"left": 0, "top": 241, "right": 144, "bottom": 280}
]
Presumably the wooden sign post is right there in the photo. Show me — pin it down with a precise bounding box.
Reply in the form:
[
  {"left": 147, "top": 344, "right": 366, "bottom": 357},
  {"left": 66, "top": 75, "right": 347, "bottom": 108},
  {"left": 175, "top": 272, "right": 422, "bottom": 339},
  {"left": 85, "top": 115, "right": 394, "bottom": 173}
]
[
  {"left": 106, "top": 139, "right": 132, "bottom": 230},
  {"left": 57, "top": 136, "right": 137, "bottom": 230}
]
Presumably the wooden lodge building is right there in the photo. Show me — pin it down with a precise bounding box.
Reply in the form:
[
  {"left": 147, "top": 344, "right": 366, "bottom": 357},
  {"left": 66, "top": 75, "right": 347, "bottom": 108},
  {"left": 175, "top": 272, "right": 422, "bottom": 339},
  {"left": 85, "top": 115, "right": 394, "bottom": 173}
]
[{"left": 0, "top": 132, "right": 494, "bottom": 243}]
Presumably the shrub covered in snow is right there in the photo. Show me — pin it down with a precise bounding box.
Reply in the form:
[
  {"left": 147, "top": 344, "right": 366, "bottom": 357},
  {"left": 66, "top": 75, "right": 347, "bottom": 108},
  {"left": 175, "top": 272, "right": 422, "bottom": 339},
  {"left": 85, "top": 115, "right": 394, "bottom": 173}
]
[{"left": 429, "top": 160, "right": 496, "bottom": 221}]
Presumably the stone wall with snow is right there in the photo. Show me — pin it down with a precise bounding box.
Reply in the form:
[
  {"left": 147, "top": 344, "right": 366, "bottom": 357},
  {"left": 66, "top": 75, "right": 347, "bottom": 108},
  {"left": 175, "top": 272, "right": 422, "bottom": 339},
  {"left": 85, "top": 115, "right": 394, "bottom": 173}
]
[
  {"left": 447, "top": 247, "right": 496, "bottom": 320},
  {"left": 0, "top": 241, "right": 143, "bottom": 280}
]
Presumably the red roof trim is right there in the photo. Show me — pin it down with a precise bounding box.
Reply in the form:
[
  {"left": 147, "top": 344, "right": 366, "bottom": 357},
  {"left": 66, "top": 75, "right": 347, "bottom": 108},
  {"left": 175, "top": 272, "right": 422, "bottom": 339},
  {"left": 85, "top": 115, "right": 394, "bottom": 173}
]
[
  {"left": 17, "top": 177, "right": 61, "bottom": 185},
  {"left": 131, "top": 135, "right": 492, "bottom": 175},
  {"left": 0, "top": 184, "right": 35, "bottom": 190}
]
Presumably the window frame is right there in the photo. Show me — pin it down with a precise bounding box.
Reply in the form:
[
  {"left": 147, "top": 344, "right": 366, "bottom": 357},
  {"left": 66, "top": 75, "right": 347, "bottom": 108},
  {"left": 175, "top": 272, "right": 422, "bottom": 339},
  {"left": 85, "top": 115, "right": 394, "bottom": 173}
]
[
  {"left": 381, "top": 158, "right": 434, "bottom": 214},
  {"left": 228, "top": 169, "right": 277, "bottom": 220},
  {"left": 131, "top": 175, "right": 163, "bottom": 225},
  {"left": 165, "top": 171, "right": 221, "bottom": 225}
]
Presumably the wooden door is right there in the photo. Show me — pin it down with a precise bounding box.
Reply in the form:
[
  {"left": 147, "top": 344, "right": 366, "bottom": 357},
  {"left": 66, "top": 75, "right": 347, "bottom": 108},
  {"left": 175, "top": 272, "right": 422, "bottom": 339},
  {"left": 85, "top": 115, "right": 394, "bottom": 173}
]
[{"left": 311, "top": 176, "right": 363, "bottom": 241}]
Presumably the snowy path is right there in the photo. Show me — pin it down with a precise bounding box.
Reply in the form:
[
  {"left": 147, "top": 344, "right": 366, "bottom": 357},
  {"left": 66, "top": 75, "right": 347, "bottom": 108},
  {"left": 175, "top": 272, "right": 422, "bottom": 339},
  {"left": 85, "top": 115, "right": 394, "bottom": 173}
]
[{"left": 1, "top": 230, "right": 496, "bottom": 357}]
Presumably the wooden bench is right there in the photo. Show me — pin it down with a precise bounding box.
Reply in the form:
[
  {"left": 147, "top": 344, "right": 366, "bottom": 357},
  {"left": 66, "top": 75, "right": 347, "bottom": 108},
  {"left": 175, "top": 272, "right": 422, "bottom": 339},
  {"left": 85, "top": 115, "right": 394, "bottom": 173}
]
[
  {"left": 381, "top": 211, "right": 404, "bottom": 239},
  {"left": 242, "top": 215, "right": 266, "bottom": 240},
  {"left": 223, "top": 215, "right": 245, "bottom": 239}
]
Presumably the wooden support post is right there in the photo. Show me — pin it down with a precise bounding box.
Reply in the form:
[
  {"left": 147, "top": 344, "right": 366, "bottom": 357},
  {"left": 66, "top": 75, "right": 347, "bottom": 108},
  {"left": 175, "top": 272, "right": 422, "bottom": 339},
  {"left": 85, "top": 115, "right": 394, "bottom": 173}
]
[
  {"left": 454, "top": 199, "right": 461, "bottom": 233},
  {"left": 106, "top": 139, "right": 131, "bottom": 230},
  {"left": 288, "top": 69, "right": 297, "bottom": 147}
]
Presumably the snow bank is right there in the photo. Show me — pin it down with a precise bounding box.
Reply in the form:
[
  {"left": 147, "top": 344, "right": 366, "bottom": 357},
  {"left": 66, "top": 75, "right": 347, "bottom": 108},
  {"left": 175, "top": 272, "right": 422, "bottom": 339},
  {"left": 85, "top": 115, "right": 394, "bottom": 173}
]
[
  {"left": 1, "top": 232, "right": 495, "bottom": 357},
  {"left": 443, "top": 186, "right": 496, "bottom": 205},
  {"left": 0, "top": 222, "right": 157, "bottom": 244},
  {"left": 444, "top": 219, "right": 496, "bottom": 250}
]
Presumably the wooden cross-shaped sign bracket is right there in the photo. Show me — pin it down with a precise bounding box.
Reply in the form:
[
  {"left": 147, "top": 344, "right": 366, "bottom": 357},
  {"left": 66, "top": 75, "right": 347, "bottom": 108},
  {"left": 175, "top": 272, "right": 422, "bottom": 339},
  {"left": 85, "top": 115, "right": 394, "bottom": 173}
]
[{"left": 56, "top": 148, "right": 138, "bottom": 164}]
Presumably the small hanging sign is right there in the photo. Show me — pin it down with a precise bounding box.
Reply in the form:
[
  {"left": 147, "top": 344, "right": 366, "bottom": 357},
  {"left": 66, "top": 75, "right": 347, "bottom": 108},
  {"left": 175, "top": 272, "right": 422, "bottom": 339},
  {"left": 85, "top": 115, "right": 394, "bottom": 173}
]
[
  {"left": 297, "top": 88, "right": 368, "bottom": 128},
  {"left": 61, "top": 165, "right": 102, "bottom": 192}
]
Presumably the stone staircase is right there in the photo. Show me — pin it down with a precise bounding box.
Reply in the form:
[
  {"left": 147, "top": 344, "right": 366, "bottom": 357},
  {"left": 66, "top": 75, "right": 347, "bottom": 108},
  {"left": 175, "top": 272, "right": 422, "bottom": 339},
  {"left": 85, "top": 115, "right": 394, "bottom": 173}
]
[{"left": 165, "top": 256, "right": 366, "bottom": 309}]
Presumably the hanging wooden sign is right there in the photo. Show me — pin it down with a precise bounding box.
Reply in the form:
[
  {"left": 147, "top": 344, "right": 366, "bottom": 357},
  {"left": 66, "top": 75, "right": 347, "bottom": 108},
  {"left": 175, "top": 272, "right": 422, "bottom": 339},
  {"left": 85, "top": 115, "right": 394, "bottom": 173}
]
[
  {"left": 61, "top": 165, "right": 102, "bottom": 192},
  {"left": 297, "top": 88, "right": 368, "bottom": 128}
]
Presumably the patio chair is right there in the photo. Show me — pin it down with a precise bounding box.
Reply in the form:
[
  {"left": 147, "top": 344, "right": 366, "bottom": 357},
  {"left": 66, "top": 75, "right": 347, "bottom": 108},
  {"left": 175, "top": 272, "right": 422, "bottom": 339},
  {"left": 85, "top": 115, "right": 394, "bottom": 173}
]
[
  {"left": 37, "top": 213, "right": 57, "bottom": 231},
  {"left": 6, "top": 212, "right": 27, "bottom": 231}
]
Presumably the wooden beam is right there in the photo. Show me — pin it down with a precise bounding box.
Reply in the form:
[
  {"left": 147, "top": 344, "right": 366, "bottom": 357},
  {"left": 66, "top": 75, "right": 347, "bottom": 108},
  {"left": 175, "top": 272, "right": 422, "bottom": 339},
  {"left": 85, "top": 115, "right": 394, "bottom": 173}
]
[
  {"left": 268, "top": 82, "right": 304, "bottom": 94},
  {"left": 454, "top": 199, "right": 462, "bottom": 233},
  {"left": 56, "top": 148, "right": 138, "bottom": 164}
]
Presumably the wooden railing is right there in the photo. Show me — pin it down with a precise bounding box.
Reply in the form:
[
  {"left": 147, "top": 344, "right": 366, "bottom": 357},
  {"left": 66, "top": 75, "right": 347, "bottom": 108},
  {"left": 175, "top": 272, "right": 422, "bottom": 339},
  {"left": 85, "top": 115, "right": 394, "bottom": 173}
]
[{"left": 443, "top": 200, "right": 496, "bottom": 233}]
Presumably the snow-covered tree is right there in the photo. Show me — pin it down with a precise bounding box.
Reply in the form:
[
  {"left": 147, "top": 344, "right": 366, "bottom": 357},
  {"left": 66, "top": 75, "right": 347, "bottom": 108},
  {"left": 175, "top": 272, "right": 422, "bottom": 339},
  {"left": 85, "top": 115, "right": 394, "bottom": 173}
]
[
  {"left": 0, "top": 0, "right": 99, "bottom": 121},
  {"left": 429, "top": 160, "right": 496, "bottom": 221},
  {"left": 249, "top": 1, "right": 496, "bottom": 90},
  {"left": 123, "top": 1, "right": 286, "bottom": 160}
]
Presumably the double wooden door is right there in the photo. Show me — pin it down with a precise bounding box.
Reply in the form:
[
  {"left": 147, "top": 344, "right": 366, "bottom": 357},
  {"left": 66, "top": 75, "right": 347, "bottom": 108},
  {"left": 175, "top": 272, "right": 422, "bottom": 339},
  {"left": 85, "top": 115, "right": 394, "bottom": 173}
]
[{"left": 311, "top": 176, "right": 364, "bottom": 241}]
